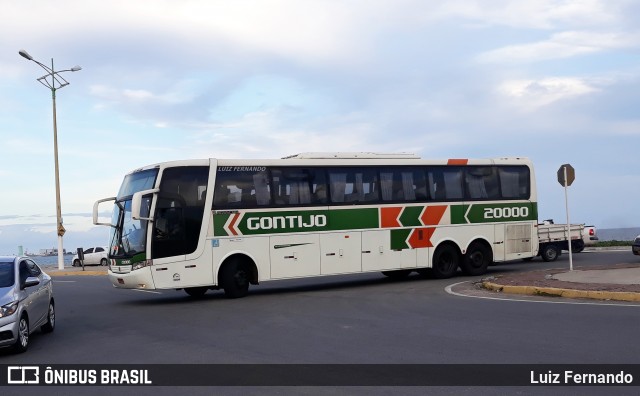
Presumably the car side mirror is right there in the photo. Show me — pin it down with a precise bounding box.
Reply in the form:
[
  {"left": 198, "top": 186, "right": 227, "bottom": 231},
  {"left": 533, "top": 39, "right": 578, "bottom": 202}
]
[{"left": 22, "top": 276, "right": 40, "bottom": 289}]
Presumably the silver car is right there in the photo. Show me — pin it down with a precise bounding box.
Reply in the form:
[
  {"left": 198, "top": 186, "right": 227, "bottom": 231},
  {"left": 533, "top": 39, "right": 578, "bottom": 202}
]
[{"left": 0, "top": 256, "right": 55, "bottom": 353}]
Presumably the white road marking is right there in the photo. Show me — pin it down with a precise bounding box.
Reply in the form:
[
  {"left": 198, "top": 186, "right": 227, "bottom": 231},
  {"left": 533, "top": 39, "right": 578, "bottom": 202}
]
[{"left": 445, "top": 281, "right": 640, "bottom": 307}]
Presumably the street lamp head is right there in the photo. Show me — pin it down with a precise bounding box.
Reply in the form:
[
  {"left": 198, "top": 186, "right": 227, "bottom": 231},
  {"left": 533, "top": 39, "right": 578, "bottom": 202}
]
[
  {"left": 71, "top": 66, "right": 82, "bottom": 72},
  {"left": 19, "top": 49, "right": 33, "bottom": 61}
]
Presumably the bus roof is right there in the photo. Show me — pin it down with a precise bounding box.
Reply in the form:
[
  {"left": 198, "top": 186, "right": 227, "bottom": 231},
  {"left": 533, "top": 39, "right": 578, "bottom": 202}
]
[{"left": 282, "top": 152, "right": 421, "bottom": 159}]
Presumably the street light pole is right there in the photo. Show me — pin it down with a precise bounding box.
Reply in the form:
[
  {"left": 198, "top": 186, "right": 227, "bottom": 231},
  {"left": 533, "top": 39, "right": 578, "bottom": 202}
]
[{"left": 19, "top": 49, "right": 81, "bottom": 270}]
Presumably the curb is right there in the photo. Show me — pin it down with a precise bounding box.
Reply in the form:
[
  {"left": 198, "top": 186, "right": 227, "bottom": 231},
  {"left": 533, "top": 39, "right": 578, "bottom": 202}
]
[{"left": 482, "top": 281, "right": 640, "bottom": 302}]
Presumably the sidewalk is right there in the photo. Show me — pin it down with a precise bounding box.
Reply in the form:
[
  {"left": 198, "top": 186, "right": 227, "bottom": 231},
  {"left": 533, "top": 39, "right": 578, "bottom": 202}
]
[
  {"left": 482, "top": 262, "right": 640, "bottom": 302},
  {"left": 44, "top": 265, "right": 107, "bottom": 276}
]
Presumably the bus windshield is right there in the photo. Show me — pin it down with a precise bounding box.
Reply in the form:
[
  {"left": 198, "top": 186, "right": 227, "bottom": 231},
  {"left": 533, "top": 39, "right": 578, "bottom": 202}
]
[{"left": 109, "top": 169, "right": 158, "bottom": 258}]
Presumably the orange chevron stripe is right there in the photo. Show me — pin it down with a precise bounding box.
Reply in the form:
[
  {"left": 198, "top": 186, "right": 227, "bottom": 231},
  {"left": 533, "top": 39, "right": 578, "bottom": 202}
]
[
  {"left": 407, "top": 227, "right": 436, "bottom": 248},
  {"left": 380, "top": 207, "right": 402, "bottom": 228},
  {"left": 421, "top": 205, "right": 447, "bottom": 226},
  {"left": 228, "top": 213, "right": 241, "bottom": 236}
]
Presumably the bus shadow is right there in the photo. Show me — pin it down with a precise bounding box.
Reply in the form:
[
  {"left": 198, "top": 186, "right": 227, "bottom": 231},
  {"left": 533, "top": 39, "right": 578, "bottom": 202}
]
[
  {"left": 117, "top": 258, "right": 554, "bottom": 307},
  {"left": 117, "top": 272, "right": 443, "bottom": 306}
]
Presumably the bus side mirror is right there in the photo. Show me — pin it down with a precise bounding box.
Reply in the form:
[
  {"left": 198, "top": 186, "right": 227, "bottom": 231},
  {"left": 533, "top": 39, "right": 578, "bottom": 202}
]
[
  {"left": 93, "top": 197, "right": 116, "bottom": 226},
  {"left": 132, "top": 188, "right": 159, "bottom": 221}
]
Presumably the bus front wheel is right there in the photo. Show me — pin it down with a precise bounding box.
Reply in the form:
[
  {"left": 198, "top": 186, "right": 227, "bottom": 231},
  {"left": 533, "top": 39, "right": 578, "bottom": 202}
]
[{"left": 220, "top": 259, "right": 250, "bottom": 299}]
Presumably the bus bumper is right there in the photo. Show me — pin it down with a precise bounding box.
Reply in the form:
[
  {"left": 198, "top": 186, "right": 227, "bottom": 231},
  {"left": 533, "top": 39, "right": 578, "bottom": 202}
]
[{"left": 108, "top": 267, "right": 156, "bottom": 290}]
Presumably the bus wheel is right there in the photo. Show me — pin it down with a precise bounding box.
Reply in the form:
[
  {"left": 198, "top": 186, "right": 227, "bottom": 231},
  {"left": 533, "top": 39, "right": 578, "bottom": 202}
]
[
  {"left": 461, "top": 242, "right": 491, "bottom": 276},
  {"left": 382, "top": 269, "right": 412, "bottom": 279},
  {"left": 431, "top": 245, "right": 459, "bottom": 279},
  {"left": 541, "top": 244, "right": 560, "bottom": 262},
  {"left": 221, "top": 259, "right": 250, "bottom": 299},
  {"left": 185, "top": 287, "right": 208, "bottom": 298}
]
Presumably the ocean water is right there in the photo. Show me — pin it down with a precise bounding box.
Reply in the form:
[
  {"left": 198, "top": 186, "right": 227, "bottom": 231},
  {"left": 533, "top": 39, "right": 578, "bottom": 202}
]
[
  {"left": 29, "top": 254, "right": 74, "bottom": 268},
  {"left": 597, "top": 228, "right": 640, "bottom": 241}
]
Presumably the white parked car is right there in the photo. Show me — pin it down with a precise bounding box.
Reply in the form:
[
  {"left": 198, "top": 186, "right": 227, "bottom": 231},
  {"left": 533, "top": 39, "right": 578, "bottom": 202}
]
[{"left": 72, "top": 247, "right": 109, "bottom": 267}]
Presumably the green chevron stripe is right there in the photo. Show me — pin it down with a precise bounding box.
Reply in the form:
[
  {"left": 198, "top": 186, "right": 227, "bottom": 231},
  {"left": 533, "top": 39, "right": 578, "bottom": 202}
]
[
  {"left": 398, "top": 206, "right": 423, "bottom": 227},
  {"left": 390, "top": 229, "right": 411, "bottom": 250}
]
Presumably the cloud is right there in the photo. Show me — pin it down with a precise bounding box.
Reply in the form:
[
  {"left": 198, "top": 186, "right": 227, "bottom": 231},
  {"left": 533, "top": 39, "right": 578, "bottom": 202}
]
[
  {"left": 434, "top": 0, "right": 623, "bottom": 29},
  {"left": 478, "top": 30, "right": 640, "bottom": 63},
  {"left": 498, "top": 77, "right": 599, "bottom": 110}
]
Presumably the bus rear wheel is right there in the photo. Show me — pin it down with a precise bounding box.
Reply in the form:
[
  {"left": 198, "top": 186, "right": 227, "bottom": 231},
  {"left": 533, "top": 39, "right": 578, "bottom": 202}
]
[
  {"left": 221, "top": 259, "right": 250, "bottom": 299},
  {"left": 431, "top": 245, "right": 459, "bottom": 279},
  {"left": 461, "top": 242, "right": 492, "bottom": 276}
]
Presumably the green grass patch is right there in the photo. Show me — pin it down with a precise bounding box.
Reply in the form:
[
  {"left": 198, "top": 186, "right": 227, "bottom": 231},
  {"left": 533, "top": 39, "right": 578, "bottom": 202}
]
[{"left": 592, "top": 240, "right": 634, "bottom": 247}]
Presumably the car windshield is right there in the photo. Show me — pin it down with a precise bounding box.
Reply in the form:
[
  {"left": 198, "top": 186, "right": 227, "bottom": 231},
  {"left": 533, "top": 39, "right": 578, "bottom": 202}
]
[{"left": 0, "top": 261, "right": 15, "bottom": 288}]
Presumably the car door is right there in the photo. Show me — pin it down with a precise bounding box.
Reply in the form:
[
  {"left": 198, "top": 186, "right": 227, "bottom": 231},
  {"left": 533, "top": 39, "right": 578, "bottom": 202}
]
[
  {"left": 94, "top": 247, "right": 106, "bottom": 264},
  {"left": 83, "top": 248, "right": 96, "bottom": 265},
  {"left": 26, "top": 260, "right": 49, "bottom": 325},
  {"left": 19, "top": 260, "right": 47, "bottom": 326}
]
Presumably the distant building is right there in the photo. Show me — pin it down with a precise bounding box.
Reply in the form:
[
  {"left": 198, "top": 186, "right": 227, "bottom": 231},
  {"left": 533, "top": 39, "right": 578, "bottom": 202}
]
[{"left": 38, "top": 248, "right": 69, "bottom": 256}]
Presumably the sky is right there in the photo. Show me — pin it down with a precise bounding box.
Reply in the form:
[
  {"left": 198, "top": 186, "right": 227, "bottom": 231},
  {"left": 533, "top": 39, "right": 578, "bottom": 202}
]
[{"left": 1, "top": 0, "right": 639, "bottom": 255}]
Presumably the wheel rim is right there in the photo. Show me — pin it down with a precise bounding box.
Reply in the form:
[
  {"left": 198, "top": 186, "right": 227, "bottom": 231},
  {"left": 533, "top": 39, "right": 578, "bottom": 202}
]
[
  {"left": 234, "top": 270, "right": 248, "bottom": 288},
  {"left": 546, "top": 249, "right": 557, "bottom": 260},
  {"left": 19, "top": 318, "right": 29, "bottom": 348},
  {"left": 49, "top": 304, "right": 55, "bottom": 328},
  {"left": 469, "top": 251, "right": 484, "bottom": 268},
  {"left": 437, "top": 252, "right": 456, "bottom": 273}
]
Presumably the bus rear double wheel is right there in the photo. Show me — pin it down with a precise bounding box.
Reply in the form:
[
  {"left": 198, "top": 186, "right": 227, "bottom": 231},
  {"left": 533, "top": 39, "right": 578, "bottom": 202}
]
[{"left": 430, "top": 244, "right": 460, "bottom": 279}]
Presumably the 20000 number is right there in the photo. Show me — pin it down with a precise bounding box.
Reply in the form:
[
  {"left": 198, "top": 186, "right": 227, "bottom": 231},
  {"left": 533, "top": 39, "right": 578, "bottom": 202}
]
[{"left": 484, "top": 206, "right": 529, "bottom": 219}]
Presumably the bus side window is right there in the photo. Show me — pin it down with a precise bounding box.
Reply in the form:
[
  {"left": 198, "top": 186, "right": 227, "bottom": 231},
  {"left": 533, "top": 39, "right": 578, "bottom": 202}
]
[
  {"left": 498, "top": 166, "right": 529, "bottom": 199},
  {"left": 427, "top": 169, "right": 446, "bottom": 201},
  {"left": 443, "top": 169, "right": 463, "bottom": 200},
  {"left": 329, "top": 172, "right": 347, "bottom": 203},
  {"left": 314, "top": 184, "right": 328, "bottom": 203},
  {"left": 213, "top": 169, "right": 271, "bottom": 208}
]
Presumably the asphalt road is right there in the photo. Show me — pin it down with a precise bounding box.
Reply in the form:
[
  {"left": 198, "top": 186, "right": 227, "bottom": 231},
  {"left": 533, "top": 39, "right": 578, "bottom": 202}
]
[{"left": 1, "top": 250, "right": 639, "bottom": 395}]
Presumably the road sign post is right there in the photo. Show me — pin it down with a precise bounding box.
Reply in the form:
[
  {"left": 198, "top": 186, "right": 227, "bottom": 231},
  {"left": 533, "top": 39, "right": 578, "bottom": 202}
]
[{"left": 558, "top": 164, "right": 575, "bottom": 271}]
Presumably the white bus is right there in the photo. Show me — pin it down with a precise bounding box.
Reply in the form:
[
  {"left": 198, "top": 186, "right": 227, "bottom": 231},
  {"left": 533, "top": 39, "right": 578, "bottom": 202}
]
[{"left": 93, "top": 153, "right": 538, "bottom": 298}]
